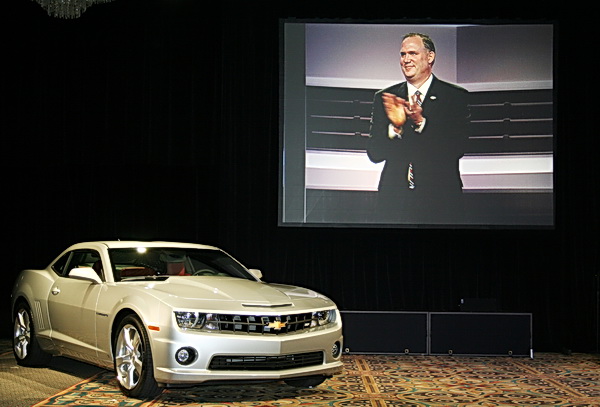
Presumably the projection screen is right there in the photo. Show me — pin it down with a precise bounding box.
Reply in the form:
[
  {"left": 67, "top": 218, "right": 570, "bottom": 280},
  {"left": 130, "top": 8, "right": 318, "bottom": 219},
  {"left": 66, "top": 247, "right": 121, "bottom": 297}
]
[{"left": 279, "top": 21, "right": 554, "bottom": 228}]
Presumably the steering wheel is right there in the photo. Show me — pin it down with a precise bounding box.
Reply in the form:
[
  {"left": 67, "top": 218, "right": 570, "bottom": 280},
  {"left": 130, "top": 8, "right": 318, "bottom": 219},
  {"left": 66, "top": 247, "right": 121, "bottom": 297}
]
[{"left": 192, "top": 269, "right": 217, "bottom": 276}]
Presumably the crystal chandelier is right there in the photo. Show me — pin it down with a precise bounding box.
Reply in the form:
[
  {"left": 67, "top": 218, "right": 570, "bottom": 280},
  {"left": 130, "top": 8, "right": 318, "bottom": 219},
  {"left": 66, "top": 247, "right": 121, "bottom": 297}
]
[{"left": 33, "top": 0, "right": 115, "bottom": 19}]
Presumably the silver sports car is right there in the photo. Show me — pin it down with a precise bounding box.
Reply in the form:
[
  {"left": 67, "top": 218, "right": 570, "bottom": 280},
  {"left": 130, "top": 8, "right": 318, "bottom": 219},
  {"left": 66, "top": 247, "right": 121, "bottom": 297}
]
[{"left": 11, "top": 241, "right": 343, "bottom": 398}]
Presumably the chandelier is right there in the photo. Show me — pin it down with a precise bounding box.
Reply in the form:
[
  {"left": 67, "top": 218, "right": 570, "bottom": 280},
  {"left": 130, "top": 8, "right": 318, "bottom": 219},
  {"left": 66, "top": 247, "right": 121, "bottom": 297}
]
[{"left": 33, "top": 0, "right": 115, "bottom": 19}]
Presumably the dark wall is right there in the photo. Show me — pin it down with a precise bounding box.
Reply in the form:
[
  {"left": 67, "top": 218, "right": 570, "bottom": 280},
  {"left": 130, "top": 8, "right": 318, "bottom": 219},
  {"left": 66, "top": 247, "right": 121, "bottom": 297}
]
[{"left": 2, "top": 1, "right": 597, "bottom": 353}]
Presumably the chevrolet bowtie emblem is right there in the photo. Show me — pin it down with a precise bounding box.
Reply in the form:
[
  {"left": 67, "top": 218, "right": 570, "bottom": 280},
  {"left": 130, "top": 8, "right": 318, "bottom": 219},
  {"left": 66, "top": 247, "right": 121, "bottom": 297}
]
[{"left": 267, "top": 321, "right": 287, "bottom": 330}]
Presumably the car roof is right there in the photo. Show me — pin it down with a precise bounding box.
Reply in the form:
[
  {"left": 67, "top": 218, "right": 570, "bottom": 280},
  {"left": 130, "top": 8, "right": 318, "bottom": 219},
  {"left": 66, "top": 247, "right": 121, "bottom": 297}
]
[{"left": 67, "top": 241, "right": 220, "bottom": 251}]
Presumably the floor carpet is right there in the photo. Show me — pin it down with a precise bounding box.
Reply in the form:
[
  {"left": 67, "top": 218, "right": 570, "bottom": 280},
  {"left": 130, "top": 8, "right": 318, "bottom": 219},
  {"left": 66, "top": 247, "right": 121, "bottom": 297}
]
[{"left": 28, "top": 352, "right": 600, "bottom": 407}]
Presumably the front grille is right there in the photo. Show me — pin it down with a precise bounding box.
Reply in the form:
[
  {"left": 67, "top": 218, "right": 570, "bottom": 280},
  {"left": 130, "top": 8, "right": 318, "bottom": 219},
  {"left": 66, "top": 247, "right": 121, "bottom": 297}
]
[
  {"left": 209, "top": 351, "right": 324, "bottom": 370},
  {"left": 209, "top": 312, "right": 313, "bottom": 335}
]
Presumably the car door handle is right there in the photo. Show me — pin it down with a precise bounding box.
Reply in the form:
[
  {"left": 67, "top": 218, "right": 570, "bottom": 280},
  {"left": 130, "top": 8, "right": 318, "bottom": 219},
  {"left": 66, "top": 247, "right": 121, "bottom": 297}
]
[{"left": 51, "top": 287, "right": 60, "bottom": 295}]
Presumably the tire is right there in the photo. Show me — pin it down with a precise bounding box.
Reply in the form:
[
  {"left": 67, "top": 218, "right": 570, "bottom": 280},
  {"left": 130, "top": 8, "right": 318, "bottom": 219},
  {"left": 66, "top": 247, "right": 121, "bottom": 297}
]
[
  {"left": 113, "top": 314, "right": 161, "bottom": 399},
  {"left": 284, "top": 375, "right": 327, "bottom": 388},
  {"left": 13, "top": 301, "right": 52, "bottom": 366}
]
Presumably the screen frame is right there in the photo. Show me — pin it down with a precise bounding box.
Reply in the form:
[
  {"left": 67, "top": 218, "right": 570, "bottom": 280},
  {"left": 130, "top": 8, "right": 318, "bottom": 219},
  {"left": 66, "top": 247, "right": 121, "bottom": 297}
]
[{"left": 278, "top": 18, "right": 557, "bottom": 230}]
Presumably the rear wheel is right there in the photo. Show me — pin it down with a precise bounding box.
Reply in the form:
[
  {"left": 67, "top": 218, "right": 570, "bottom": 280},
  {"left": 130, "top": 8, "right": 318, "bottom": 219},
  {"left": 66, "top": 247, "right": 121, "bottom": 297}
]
[
  {"left": 114, "top": 315, "right": 161, "bottom": 399},
  {"left": 13, "top": 301, "right": 52, "bottom": 366}
]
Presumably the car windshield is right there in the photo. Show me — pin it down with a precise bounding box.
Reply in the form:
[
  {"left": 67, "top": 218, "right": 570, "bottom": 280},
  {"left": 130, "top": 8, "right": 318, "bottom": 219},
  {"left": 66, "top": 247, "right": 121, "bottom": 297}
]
[{"left": 108, "top": 248, "right": 254, "bottom": 281}]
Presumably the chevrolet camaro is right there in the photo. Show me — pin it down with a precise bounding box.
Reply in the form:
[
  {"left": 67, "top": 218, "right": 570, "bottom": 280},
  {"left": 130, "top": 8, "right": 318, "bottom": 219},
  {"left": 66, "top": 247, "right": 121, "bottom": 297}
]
[{"left": 11, "top": 241, "right": 343, "bottom": 398}]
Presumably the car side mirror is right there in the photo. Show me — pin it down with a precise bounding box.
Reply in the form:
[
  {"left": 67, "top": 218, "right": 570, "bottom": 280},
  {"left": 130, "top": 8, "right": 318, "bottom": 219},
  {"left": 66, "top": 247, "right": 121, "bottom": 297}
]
[
  {"left": 248, "top": 269, "right": 262, "bottom": 280},
  {"left": 69, "top": 267, "right": 103, "bottom": 284}
]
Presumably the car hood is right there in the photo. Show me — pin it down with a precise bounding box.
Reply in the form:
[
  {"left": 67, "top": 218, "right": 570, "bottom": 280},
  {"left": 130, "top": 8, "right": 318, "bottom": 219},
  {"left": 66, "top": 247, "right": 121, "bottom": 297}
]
[{"left": 132, "top": 277, "right": 334, "bottom": 311}]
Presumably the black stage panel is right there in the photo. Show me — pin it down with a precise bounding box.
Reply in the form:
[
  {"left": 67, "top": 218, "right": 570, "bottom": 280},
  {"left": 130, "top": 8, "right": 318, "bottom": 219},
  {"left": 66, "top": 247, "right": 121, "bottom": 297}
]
[
  {"left": 341, "top": 311, "right": 533, "bottom": 356},
  {"left": 341, "top": 311, "right": 428, "bottom": 354},
  {"left": 429, "top": 312, "right": 533, "bottom": 356}
]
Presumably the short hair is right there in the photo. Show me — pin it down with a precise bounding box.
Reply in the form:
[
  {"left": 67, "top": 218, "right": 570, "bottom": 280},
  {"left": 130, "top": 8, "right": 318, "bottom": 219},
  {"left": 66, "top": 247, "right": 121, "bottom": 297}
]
[{"left": 402, "top": 33, "right": 436, "bottom": 53}]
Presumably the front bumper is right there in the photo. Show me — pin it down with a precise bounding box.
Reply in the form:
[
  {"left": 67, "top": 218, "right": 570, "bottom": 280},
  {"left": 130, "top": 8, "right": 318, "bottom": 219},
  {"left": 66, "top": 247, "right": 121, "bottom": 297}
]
[{"left": 150, "top": 325, "right": 344, "bottom": 385}]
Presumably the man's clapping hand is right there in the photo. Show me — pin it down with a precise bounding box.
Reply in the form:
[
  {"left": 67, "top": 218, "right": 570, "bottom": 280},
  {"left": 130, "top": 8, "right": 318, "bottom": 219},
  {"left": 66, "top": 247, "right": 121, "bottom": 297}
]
[
  {"left": 382, "top": 92, "right": 424, "bottom": 130},
  {"left": 382, "top": 92, "right": 408, "bottom": 128}
]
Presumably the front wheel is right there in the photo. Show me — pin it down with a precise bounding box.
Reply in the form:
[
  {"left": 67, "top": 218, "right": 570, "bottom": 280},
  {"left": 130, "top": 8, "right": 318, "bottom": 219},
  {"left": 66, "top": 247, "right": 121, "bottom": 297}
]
[
  {"left": 13, "top": 301, "right": 52, "bottom": 366},
  {"left": 114, "top": 315, "right": 161, "bottom": 399}
]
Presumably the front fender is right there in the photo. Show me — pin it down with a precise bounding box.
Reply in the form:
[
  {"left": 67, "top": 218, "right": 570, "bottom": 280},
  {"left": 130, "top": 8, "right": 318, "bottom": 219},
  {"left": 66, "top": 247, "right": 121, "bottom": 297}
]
[{"left": 95, "top": 285, "right": 170, "bottom": 362}]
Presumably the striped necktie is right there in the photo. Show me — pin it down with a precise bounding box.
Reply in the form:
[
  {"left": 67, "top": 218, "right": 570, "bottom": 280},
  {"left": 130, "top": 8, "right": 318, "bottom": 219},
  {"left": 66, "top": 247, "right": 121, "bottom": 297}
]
[
  {"left": 414, "top": 90, "right": 423, "bottom": 106},
  {"left": 408, "top": 91, "right": 422, "bottom": 190}
]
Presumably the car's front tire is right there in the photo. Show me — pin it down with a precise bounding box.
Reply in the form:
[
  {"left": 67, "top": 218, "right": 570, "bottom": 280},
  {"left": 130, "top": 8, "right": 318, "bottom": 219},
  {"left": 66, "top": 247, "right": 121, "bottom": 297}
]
[
  {"left": 13, "top": 301, "right": 52, "bottom": 366},
  {"left": 114, "top": 314, "right": 161, "bottom": 399}
]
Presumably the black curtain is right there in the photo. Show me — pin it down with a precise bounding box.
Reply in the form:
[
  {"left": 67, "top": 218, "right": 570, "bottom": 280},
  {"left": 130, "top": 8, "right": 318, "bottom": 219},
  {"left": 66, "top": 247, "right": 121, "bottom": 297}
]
[{"left": 1, "top": 0, "right": 597, "bottom": 353}]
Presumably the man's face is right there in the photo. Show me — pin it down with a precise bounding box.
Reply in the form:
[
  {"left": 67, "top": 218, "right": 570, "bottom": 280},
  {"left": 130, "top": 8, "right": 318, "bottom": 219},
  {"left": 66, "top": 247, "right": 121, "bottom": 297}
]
[{"left": 400, "top": 36, "right": 435, "bottom": 85}]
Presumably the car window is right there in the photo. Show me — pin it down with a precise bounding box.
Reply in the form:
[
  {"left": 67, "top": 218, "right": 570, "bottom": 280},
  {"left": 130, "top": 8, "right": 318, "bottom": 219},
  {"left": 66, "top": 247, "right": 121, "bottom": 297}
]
[
  {"left": 52, "top": 249, "right": 104, "bottom": 280},
  {"left": 52, "top": 252, "right": 72, "bottom": 276},
  {"left": 109, "top": 248, "right": 254, "bottom": 281}
]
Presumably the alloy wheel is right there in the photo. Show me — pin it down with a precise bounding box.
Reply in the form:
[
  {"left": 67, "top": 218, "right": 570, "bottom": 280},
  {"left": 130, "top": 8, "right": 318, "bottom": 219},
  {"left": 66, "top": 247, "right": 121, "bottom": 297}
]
[
  {"left": 115, "top": 324, "right": 143, "bottom": 390},
  {"left": 13, "top": 308, "right": 31, "bottom": 360}
]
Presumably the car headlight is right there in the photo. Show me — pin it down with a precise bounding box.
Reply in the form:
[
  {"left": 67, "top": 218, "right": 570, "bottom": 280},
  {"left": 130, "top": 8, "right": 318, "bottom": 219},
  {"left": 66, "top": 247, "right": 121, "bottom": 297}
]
[
  {"left": 174, "top": 311, "right": 206, "bottom": 329},
  {"left": 311, "top": 310, "right": 335, "bottom": 327},
  {"left": 174, "top": 312, "right": 220, "bottom": 331},
  {"left": 203, "top": 314, "right": 220, "bottom": 330}
]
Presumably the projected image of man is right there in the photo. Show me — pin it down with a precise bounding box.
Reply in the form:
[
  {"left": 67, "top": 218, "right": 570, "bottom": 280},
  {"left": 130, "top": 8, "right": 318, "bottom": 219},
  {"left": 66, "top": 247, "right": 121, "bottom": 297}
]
[{"left": 367, "top": 32, "right": 470, "bottom": 223}]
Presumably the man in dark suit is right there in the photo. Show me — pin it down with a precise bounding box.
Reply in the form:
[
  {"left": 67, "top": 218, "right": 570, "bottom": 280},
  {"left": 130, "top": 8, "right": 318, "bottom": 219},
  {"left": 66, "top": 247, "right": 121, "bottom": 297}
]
[{"left": 367, "top": 32, "right": 470, "bottom": 224}]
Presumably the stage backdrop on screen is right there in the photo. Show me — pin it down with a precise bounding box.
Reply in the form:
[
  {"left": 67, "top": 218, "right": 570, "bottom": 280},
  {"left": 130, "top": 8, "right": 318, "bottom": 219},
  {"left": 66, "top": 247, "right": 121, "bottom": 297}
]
[{"left": 279, "top": 20, "right": 554, "bottom": 229}]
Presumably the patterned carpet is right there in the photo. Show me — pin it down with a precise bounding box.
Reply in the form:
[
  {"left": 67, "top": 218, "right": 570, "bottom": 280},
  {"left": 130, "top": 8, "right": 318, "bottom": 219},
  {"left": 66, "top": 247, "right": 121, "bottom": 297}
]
[{"left": 28, "top": 352, "right": 600, "bottom": 407}]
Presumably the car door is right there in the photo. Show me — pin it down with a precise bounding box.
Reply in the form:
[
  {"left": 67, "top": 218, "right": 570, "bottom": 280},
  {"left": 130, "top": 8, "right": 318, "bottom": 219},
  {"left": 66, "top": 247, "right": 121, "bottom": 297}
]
[{"left": 47, "top": 249, "right": 103, "bottom": 360}]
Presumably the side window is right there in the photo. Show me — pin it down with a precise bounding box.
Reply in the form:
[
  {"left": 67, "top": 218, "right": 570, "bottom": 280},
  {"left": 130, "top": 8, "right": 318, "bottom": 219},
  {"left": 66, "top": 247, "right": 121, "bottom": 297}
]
[
  {"left": 72, "top": 250, "right": 104, "bottom": 281},
  {"left": 53, "top": 249, "right": 104, "bottom": 281},
  {"left": 51, "top": 252, "right": 72, "bottom": 277}
]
